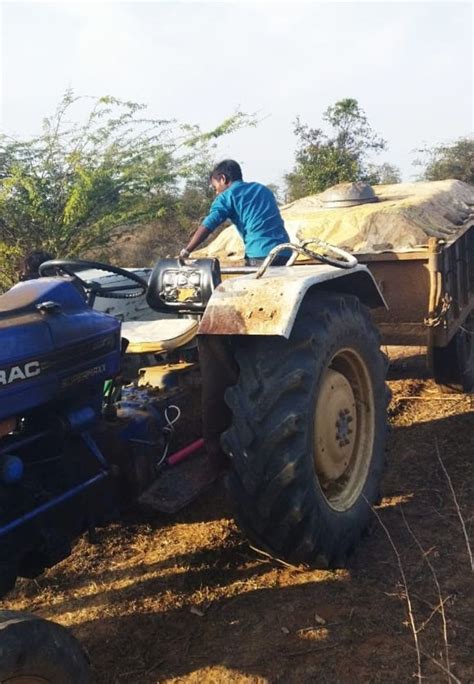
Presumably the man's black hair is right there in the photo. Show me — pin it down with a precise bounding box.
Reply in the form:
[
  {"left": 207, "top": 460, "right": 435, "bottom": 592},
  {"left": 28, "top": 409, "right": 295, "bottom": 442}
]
[
  {"left": 210, "top": 159, "right": 243, "bottom": 183},
  {"left": 20, "top": 250, "right": 54, "bottom": 281}
]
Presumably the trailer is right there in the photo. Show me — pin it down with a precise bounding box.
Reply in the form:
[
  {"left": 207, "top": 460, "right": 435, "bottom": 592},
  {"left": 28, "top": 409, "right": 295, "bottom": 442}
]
[{"left": 358, "top": 227, "right": 474, "bottom": 391}]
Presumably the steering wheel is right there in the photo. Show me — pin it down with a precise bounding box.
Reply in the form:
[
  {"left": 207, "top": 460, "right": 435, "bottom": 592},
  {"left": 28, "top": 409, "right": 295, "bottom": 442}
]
[{"left": 38, "top": 259, "right": 148, "bottom": 306}]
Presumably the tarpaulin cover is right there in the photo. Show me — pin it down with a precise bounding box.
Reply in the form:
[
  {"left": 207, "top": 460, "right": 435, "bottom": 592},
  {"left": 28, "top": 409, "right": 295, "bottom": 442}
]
[{"left": 195, "top": 179, "right": 474, "bottom": 262}]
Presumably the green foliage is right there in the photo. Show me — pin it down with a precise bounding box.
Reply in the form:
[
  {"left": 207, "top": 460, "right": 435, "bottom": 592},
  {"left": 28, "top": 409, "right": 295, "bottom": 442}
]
[
  {"left": 0, "top": 90, "right": 256, "bottom": 263},
  {"left": 0, "top": 243, "right": 22, "bottom": 291},
  {"left": 366, "top": 162, "right": 402, "bottom": 185},
  {"left": 415, "top": 137, "right": 474, "bottom": 185},
  {"left": 285, "top": 98, "right": 387, "bottom": 200}
]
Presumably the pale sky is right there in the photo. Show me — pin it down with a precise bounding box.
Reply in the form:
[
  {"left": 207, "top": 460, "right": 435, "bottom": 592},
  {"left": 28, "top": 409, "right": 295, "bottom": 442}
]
[{"left": 0, "top": 0, "right": 472, "bottom": 187}]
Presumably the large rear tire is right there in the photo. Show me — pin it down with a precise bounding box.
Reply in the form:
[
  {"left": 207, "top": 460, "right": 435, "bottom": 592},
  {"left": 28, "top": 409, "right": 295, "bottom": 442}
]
[
  {"left": 433, "top": 312, "right": 474, "bottom": 393},
  {"left": 0, "top": 611, "right": 91, "bottom": 683},
  {"left": 223, "top": 292, "right": 389, "bottom": 566}
]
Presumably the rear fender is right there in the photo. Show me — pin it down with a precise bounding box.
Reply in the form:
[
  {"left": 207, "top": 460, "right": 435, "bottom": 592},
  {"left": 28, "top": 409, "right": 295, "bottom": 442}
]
[{"left": 198, "top": 264, "right": 387, "bottom": 338}]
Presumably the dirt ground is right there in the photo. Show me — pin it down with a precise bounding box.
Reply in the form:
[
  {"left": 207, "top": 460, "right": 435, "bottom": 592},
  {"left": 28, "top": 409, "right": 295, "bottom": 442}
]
[{"left": 4, "top": 359, "right": 474, "bottom": 683}]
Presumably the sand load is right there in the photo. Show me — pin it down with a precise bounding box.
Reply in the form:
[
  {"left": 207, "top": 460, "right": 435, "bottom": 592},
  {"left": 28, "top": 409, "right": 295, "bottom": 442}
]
[{"left": 195, "top": 179, "right": 474, "bottom": 263}]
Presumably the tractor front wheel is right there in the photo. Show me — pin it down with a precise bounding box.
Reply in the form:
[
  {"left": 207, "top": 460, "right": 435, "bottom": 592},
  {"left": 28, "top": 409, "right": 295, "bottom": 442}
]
[
  {"left": 223, "top": 292, "right": 390, "bottom": 566},
  {"left": 0, "top": 611, "right": 91, "bottom": 683}
]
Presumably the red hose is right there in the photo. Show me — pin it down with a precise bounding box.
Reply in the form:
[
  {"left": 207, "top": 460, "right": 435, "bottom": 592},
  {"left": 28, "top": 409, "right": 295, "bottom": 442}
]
[{"left": 167, "top": 438, "right": 205, "bottom": 466}]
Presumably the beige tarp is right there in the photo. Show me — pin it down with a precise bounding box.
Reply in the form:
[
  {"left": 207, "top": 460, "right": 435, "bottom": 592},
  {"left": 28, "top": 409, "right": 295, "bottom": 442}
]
[{"left": 195, "top": 179, "right": 474, "bottom": 262}]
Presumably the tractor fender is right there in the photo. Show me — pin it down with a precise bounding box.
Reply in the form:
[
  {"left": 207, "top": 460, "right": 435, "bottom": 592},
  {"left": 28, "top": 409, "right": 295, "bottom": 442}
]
[{"left": 198, "top": 263, "right": 387, "bottom": 338}]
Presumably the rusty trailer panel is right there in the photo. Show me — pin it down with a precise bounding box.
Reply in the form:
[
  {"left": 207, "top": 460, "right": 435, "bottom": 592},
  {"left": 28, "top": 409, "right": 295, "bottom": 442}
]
[
  {"left": 198, "top": 263, "right": 385, "bottom": 338},
  {"left": 357, "top": 223, "right": 474, "bottom": 349},
  {"left": 362, "top": 257, "right": 432, "bottom": 345}
]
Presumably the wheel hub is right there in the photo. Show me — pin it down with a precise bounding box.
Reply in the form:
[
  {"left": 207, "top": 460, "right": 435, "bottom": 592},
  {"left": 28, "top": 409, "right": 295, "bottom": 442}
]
[{"left": 314, "top": 368, "right": 357, "bottom": 482}]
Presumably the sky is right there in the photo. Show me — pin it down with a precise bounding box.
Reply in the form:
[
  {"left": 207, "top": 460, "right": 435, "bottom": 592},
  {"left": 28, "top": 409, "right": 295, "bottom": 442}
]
[{"left": 0, "top": 0, "right": 472, "bottom": 188}]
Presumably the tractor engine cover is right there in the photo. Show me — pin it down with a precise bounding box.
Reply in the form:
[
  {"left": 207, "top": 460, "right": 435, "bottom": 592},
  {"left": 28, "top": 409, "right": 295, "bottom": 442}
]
[{"left": 0, "top": 278, "right": 121, "bottom": 421}]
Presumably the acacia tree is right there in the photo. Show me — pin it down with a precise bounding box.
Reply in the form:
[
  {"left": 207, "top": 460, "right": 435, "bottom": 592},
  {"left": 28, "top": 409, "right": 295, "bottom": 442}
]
[
  {"left": 285, "top": 98, "right": 388, "bottom": 200},
  {"left": 0, "top": 90, "right": 255, "bottom": 261},
  {"left": 415, "top": 137, "right": 474, "bottom": 184}
]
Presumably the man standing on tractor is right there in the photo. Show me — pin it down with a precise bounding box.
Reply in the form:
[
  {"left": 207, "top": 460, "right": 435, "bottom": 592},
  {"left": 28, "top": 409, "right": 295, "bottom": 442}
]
[
  {"left": 179, "top": 159, "right": 291, "bottom": 265},
  {"left": 179, "top": 160, "right": 291, "bottom": 479}
]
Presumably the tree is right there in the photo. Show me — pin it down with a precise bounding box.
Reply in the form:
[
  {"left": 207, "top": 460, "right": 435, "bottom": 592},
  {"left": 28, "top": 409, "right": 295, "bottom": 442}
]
[
  {"left": 366, "top": 162, "right": 401, "bottom": 185},
  {"left": 415, "top": 137, "right": 474, "bottom": 185},
  {"left": 0, "top": 242, "right": 22, "bottom": 291},
  {"left": 285, "top": 98, "right": 387, "bottom": 200},
  {"left": 266, "top": 183, "right": 282, "bottom": 204},
  {"left": 0, "top": 90, "right": 255, "bottom": 261}
]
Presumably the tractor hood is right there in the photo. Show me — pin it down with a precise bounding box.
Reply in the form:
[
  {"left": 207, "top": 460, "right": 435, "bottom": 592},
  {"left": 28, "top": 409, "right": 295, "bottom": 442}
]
[{"left": 0, "top": 278, "right": 121, "bottom": 421}]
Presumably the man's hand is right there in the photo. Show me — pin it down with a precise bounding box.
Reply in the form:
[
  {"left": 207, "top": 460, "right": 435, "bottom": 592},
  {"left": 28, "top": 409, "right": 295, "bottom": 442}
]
[{"left": 179, "top": 248, "right": 190, "bottom": 259}]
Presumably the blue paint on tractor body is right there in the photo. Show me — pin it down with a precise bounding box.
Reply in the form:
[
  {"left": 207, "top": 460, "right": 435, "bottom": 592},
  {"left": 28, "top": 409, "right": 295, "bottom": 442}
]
[
  {"left": 0, "top": 277, "right": 123, "bottom": 563},
  {"left": 0, "top": 278, "right": 121, "bottom": 421}
]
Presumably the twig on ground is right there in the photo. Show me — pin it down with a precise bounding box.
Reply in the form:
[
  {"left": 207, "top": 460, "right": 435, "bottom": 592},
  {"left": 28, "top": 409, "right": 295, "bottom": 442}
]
[
  {"left": 406, "top": 643, "right": 462, "bottom": 684},
  {"left": 416, "top": 595, "right": 452, "bottom": 634},
  {"left": 434, "top": 437, "right": 473, "bottom": 573},
  {"left": 235, "top": 550, "right": 271, "bottom": 566},
  {"left": 282, "top": 642, "right": 341, "bottom": 657},
  {"left": 118, "top": 668, "right": 146, "bottom": 679},
  {"left": 366, "top": 498, "right": 422, "bottom": 682},
  {"left": 248, "top": 544, "right": 307, "bottom": 572},
  {"left": 401, "top": 507, "right": 452, "bottom": 680},
  {"left": 145, "top": 659, "right": 165, "bottom": 675}
]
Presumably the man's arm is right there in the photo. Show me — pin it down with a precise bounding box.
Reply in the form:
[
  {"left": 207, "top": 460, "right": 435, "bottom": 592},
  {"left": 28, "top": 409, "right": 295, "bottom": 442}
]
[
  {"left": 180, "top": 192, "right": 230, "bottom": 258},
  {"left": 180, "top": 225, "right": 211, "bottom": 258}
]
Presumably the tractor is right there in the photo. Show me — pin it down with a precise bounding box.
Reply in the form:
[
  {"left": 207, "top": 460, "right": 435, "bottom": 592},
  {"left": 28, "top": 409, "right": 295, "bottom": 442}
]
[{"left": 0, "top": 239, "right": 389, "bottom": 681}]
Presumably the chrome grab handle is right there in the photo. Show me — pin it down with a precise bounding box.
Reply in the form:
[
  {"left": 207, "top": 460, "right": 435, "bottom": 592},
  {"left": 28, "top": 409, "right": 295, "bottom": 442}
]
[{"left": 255, "top": 239, "right": 358, "bottom": 279}]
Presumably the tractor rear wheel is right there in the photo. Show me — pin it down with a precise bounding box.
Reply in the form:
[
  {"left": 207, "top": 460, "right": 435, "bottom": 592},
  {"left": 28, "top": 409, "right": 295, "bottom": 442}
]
[
  {"left": 0, "top": 611, "right": 91, "bottom": 683},
  {"left": 223, "top": 292, "right": 390, "bottom": 566}
]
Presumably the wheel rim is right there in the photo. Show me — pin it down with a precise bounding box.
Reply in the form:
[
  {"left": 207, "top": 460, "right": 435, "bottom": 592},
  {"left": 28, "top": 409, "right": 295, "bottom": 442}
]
[{"left": 313, "top": 348, "right": 375, "bottom": 511}]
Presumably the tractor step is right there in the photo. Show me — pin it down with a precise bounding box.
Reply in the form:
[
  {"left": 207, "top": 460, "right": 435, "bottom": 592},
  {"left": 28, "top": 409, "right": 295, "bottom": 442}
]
[
  {"left": 138, "top": 361, "right": 197, "bottom": 390},
  {"left": 138, "top": 449, "right": 217, "bottom": 514}
]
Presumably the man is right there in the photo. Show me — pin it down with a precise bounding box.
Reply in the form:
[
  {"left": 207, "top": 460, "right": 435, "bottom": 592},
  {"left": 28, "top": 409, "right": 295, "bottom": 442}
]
[
  {"left": 181, "top": 161, "right": 291, "bottom": 478},
  {"left": 180, "top": 159, "right": 291, "bottom": 265}
]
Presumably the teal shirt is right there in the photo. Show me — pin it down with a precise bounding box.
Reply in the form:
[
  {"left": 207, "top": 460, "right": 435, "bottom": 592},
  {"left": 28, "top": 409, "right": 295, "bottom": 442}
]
[{"left": 202, "top": 181, "right": 290, "bottom": 258}]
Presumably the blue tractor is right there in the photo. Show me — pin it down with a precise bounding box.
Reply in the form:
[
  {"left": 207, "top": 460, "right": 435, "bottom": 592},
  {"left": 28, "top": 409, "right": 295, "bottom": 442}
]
[
  {"left": 0, "top": 260, "right": 149, "bottom": 681},
  {"left": 0, "top": 246, "right": 389, "bottom": 681}
]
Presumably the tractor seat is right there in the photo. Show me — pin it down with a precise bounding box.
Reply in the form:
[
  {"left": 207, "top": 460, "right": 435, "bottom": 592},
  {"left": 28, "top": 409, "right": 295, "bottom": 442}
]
[{"left": 121, "top": 318, "right": 198, "bottom": 354}]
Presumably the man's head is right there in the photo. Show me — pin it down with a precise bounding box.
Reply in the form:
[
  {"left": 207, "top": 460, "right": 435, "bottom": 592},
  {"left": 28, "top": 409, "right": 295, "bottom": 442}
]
[
  {"left": 19, "top": 250, "right": 54, "bottom": 281},
  {"left": 210, "top": 159, "right": 243, "bottom": 195}
]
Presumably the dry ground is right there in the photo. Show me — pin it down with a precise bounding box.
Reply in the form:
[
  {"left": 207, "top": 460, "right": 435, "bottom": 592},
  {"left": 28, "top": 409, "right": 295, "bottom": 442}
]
[{"left": 4, "top": 362, "right": 474, "bottom": 683}]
